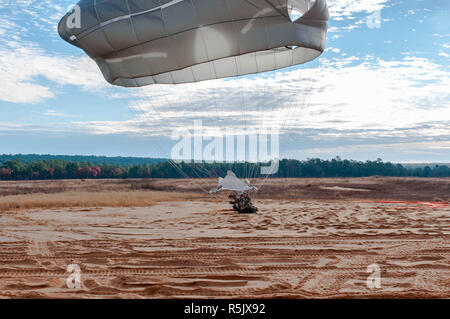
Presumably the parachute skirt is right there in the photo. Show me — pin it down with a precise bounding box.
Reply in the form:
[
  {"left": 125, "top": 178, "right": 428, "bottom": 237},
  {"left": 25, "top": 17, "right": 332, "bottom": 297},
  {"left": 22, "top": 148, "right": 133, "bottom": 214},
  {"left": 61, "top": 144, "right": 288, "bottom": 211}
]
[{"left": 58, "top": 0, "right": 329, "bottom": 87}]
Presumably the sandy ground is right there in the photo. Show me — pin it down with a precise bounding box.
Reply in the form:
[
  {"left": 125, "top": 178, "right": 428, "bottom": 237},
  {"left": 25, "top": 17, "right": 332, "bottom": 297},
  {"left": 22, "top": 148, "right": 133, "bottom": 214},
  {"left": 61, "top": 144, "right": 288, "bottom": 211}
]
[{"left": 0, "top": 178, "right": 449, "bottom": 298}]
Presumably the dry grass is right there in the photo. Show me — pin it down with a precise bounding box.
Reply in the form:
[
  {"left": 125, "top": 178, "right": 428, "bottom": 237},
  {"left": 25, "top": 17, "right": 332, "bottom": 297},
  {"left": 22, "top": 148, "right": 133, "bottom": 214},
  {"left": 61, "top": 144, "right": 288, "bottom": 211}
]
[
  {"left": 1, "top": 177, "right": 449, "bottom": 212},
  {"left": 0, "top": 190, "right": 202, "bottom": 212}
]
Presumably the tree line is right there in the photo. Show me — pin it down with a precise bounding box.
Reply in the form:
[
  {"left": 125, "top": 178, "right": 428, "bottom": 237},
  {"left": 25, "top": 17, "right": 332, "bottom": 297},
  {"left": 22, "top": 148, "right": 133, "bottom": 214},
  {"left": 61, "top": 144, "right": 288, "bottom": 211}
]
[
  {"left": 0, "top": 157, "right": 449, "bottom": 180},
  {"left": 0, "top": 154, "right": 166, "bottom": 166}
]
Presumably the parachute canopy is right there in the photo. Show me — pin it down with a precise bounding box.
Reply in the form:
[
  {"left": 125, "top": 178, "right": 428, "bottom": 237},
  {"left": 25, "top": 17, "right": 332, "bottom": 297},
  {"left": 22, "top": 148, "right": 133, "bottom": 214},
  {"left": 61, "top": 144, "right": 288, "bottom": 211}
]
[
  {"left": 59, "top": 0, "right": 329, "bottom": 87},
  {"left": 211, "top": 171, "right": 257, "bottom": 194}
]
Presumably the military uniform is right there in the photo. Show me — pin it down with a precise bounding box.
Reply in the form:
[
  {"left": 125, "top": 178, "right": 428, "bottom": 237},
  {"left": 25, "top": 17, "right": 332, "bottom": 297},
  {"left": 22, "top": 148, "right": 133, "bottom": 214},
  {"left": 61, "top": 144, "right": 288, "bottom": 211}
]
[{"left": 229, "top": 194, "right": 258, "bottom": 214}]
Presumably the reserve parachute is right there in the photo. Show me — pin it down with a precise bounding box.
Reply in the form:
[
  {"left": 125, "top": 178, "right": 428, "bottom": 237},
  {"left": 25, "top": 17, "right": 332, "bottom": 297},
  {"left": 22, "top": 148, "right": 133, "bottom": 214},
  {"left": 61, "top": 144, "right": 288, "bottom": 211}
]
[
  {"left": 58, "top": 0, "right": 329, "bottom": 87},
  {"left": 210, "top": 171, "right": 257, "bottom": 194}
]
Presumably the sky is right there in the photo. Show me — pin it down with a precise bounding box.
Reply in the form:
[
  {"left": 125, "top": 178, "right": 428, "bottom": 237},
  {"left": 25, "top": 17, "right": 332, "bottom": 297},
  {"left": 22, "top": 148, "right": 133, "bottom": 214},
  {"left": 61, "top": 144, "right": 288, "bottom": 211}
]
[{"left": 0, "top": 0, "right": 449, "bottom": 162}]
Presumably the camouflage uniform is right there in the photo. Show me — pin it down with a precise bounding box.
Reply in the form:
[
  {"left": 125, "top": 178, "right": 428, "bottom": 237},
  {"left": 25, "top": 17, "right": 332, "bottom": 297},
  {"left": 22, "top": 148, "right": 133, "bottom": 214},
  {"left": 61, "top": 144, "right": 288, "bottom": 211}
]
[{"left": 229, "top": 194, "right": 258, "bottom": 214}]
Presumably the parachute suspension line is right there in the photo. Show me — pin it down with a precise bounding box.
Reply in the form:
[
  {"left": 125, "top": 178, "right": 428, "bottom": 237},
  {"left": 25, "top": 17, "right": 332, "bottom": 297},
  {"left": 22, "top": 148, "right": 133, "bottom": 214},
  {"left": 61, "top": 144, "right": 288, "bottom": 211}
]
[
  {"left": 204, "top": 88, "right": 230, "bottom": 181},
  {"left": 153, "top": 82, "right": 197, "bottom": 174},
  {"left": 123, "top": 89, "right": 193, "bottom": 183},
  {"left": 210, "top": 77, "right": 232, "bottom": 178},
  {"left": 302, "top": 59, "right": 323, "bottom": 125},
  {"left": 254, "top": 51, "right": 284, "bottom": 197},
  {"left": 221, "top": 78, "right": 235, "bottom": 176},
  {"left": 165, "top": 76, "right": 219, "bottom": 191},
  {"left": 189, "top": 88, "right": 219, "bottom": 180},
  {"left": 258, "top": 47, "right": 279, "bottom": 180},
  {"left": 224, "top": 81, "right": 233, "bottom": 177},
  {"left": 136, "top": 88, "right": 186, "bottom": 181},
  {"left": 286, "top": 60, "right": 319, "bottom": 131},
  {"left": 179, "top": 76, "right": 228, "bottom": 184},
  {"left": 140, "top": 84, "right": 219, "bottom": 197},
  {"left": 284, "top": 65, "right": 317, "bottom": 189},
  {"left": 255, "top": 51, "right": 312, "bottom": 195},
  {"left": 234, "top": 56, "right": 249, "bottom": 180},
  {"left": 278, "top": 59, "right": 313, "bottom": 150},
  {"left": 282, "top": 59, "right": 320, "bottom": 199},
  {"left": 254, "top": 68, "right": 283, "bottom": 197},
  {"left": 190, "top": 77, "right": 216, "bottom": 180},
  {"left": 198, "top": 79, "right": 233, "bottom": 183},
  {"left": 279, "top": 63, "right": 304, "bottom": 133},
  {"left": 256, "top": 67, "right": 286, "bottom": 191},
  {"left": 251, "top": 47, "right": 276, "bottom": 183},
  {"left": 288, "top": 66, "right": 316, "bottom": 135},
  {"left": 276, "top": 59, "right": 318, "bottom": 194},
  {"left": 240, "top": 75, "right": 249, "bottom": 180},
  {"left": 185, "top": 164, "right": 218, "bottom": 195},
  {"left": 175, "top": 76, "right": 225, "bottom": 188}
]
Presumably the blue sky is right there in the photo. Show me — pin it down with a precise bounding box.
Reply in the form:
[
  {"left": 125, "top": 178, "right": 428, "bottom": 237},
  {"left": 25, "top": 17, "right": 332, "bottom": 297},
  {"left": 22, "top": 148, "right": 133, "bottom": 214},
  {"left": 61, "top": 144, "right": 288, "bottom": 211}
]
[{"left": 0, "top": 0, "right": 449, "bottom": 162}]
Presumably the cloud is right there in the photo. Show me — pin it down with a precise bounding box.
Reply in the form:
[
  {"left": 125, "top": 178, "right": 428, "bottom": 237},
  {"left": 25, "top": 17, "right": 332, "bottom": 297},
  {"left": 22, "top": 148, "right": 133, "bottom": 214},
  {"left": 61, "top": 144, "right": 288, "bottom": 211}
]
[
  {"left": 327, "top": 0, "right": 390, "bottom": 17},
  {"left": 327, "top": 47, "right": 342, "bottom": 53},
  {"left": 283, "top": 136, "right": 450, "bottom": 162},
  {"left": 326, "top": 0, "right": 392, "bottom": 32},
  {"left": 73, "top": 56, "right": 450, "bottom": 151},
  {"left": 0, "top": 41, "right": 107, "bottom": 103},
  {"left": 0, "top": 0, "right": 69, "bottom": 34},
  {"left": 40, "top": 109, "right": 67, "bottom": 117},
  {"left": 0, "top": 1, "right": 109, "bottom": 103},
  {"left": 0, "top": 0, "right": 448, "bottom": 162},
  {"left": 0, "top": 122, "right": 67, "bottom": 133}
]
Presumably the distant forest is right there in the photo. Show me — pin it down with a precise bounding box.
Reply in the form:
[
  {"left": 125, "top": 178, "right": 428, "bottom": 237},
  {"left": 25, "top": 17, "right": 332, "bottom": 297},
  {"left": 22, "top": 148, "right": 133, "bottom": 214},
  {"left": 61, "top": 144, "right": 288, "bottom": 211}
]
[
  {"left": 0, "top": 155, "right": 449, "bottom": 180},
  {"left": 0, "top": 154, "right": 166, "bottom": 166}
]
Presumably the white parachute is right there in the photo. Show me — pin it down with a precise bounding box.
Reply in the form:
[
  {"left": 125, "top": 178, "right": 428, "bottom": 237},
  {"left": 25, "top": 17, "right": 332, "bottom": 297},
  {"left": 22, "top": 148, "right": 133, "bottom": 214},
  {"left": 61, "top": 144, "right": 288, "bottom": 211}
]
[{"left": 210, "top": 171, "right": 257, "bottom": 194}]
